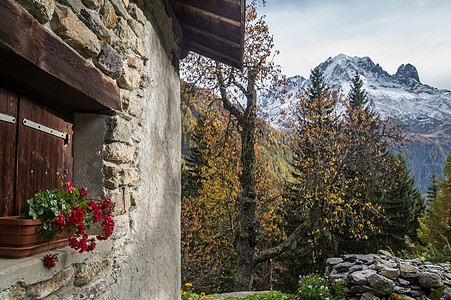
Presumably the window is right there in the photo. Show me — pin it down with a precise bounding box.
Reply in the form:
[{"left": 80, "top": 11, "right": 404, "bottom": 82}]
[{"left": 0, "top": 87, "right": 73, "bottom": 216}]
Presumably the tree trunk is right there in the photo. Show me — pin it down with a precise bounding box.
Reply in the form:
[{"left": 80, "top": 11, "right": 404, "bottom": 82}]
[{"left": 234, "top": 70, "right": 258, "bottom": 291}]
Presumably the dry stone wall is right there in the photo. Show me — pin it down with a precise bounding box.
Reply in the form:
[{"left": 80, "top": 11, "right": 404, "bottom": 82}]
[
  {"left": 325, "top": 251, "right": 451, "bottom": 300},
  {"left": 0, "top": 0, "right": 182, "bottom": 298}
]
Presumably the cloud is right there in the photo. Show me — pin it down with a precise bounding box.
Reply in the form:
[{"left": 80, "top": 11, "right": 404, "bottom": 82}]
[{"left": 260, "top": 0, "right": 451, "bottom": 89}]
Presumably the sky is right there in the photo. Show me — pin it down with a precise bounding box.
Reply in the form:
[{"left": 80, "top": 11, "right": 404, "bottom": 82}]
[{"left": 260, "top": 0, "right": 451, "bottom": 90}]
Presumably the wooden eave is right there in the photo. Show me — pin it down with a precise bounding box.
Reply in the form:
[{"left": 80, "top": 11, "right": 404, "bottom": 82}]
[
  {"left": 0, "top": 0, "right": 121, "bottom": 113},
  {"left": 170, "top": 0, "right": 246, "bottom": 69}
]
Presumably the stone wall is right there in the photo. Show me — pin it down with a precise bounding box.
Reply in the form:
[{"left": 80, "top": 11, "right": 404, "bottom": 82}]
[
  {"left": 325, "top": 251, "right": 451, "bottom": 300},
  {"left": 0, "top": 0, "right": 181, "bottom": 298}
]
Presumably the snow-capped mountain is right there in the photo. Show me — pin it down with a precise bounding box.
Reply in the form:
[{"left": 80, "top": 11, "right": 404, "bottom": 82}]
[
  {"left": 262, "top": 54, "right": 451, "bottom": 193},
  {"left": 263, "top": 53, "right": 451, "bottom": 136}
]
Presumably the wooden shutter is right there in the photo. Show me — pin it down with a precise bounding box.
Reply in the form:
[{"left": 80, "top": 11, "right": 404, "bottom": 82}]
[
  {"left": 0, "top": 88, "right": 18, "bottom": 216},
  {"left": 15, "top": 96, "right": 73, "bottom": 215},
  {"left": 0, "top": 87, "right": 73, "bottom": 216}
]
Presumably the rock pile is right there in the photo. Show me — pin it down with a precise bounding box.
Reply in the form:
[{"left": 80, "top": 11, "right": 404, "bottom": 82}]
[{"left": 325, "top": 250, "right": 451, "bottom": 299}]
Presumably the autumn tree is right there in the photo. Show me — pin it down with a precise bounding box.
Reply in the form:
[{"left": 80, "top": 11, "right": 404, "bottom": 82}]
[
  {"left": 418, "top": 153, "right": 451, "bottom": 250},
  {"left": 279, "top": 68, "right": 409, "bottom": 282},
  {"left": 284, "top": 69, "right": 379, "bottom": 255},
  {"left": 181, "top": 103, "right": 241, "bottom": 292},
  {"left": 180, "top": 0, "right": 302, "bottom": 290}
]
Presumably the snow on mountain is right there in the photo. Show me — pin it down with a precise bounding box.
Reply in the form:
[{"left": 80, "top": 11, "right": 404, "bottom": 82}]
[
  {"left": 262, "top": 53, "right": 451, "bottom": 136},
  {"left": 261, "top": 54, "right": 451, "bottom": 193}
]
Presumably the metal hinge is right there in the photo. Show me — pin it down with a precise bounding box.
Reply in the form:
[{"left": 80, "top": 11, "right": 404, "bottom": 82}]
[
  {"left": 23, "top": 118, "right": 67, "bottom": 140},
  {"left": 0, "top": 112, "right": 16, "bottom": 124}
]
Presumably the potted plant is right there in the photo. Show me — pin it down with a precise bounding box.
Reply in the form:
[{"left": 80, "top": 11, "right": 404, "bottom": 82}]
[{"left": 0, "top": 170, "right": 115, "bottom": 268}]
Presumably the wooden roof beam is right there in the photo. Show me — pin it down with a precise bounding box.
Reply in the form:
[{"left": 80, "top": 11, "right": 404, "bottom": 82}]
[
  {"left": 172, "top": 2, "right": 241, "bottom": 27},
  {"left": 189, "top": 41, "right": 241, "bottom": 69},
  {"left": 173, "top": 0, "right": 241, "bottom": 22},
  {"left": 182, "top": 24, "right": 241, "bottom": 49}
]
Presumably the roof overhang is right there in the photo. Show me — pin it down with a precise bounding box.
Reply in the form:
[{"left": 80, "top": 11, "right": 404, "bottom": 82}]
[{"left": 170, "top": 0, "right": 245, "bottom": 69}]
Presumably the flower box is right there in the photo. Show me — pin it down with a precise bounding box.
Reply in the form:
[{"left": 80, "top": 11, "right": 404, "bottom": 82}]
[{"left": 0, "top": 216, "right": 69, "bottom": 259}]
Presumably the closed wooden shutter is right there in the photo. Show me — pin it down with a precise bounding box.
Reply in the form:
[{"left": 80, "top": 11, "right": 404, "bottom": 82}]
[
  {"left": 0, "top": 87, "right": 73, "bottom": 216},
  {"left": 0, "top": 88, "right": 18, "bottom": 216}
]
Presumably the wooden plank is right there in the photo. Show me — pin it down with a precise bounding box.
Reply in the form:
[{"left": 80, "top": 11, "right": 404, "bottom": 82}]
[
  {"left": 0, "top": 0, "right": 121, "bottom": 112},
  {"left": 175, "top": 9, "right": 241, "bottom": 44},
  {"left": 15, "top": 96, "right": 73, "bottom": 215},
  {"left": 182, "top": 24, "right": 241, "bottom": 49},
  {"left": 188, "top": 41, "right": 242, "bottom": 69},
  {"left": 0, "top": 87, "right": 18, "bottom": 216},
  {"left": 172, "top": 0, "right": 241, "bottom": 23}
]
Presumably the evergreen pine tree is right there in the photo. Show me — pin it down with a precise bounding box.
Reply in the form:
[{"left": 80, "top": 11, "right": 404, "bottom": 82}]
[
  {"left": 369, "top": 152, "right": 424, "bottom": 252},
  {"left": 307, "top": 67, "right": 335, "bottom": 116},
  {"left": 183, "top": 113, "right": 210, "bottom": 198},
  {"left": 426, "top": 172, "right": 439, "bottom": 206},
  {"left": 308, "top": 67, "right": 329, "bottom": 102},
  {"left": 348, "top": 72, "right": 367, "bottom": 109},
  {"left": 279, "top": 68, "right": 341, "bottom": 286}
]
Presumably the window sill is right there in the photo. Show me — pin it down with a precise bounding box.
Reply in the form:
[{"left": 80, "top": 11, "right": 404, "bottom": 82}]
[{"left": 0, "top": 238, "right": 112, "bottom": 290}]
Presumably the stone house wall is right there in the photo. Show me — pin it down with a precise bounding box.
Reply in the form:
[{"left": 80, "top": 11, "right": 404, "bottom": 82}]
[{"left": 0, "top": 0, "right": 181, "bottom": 298}]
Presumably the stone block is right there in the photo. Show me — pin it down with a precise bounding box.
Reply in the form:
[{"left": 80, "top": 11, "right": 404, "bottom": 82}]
[
  {"left": 418, "top": 272, "right": 443, "bottom": 289},
  {"left": 82, "top": 0, "right": 102, "bottom": 9},
  {"left": 335, "top": 261, "right": 355, "bottom": 272},
  {"left": 390, "top": 294, "right": 415, "bottom": 300},
  {"left": 360, "top": 292, "right": 380, "bottom": 300},
  {"left": 127, "top": 55, "right": 143, "bottom": 71},
  {"left": 399, "top": 264, "right": 420, "bottom": 279},
  {"left": 130, "top": 191, "right": 140, "bottom": 207},
  {"left": 104, "top": 165, "right": 119, "bottom": 189},
  {"left": 108, "top": 189, "right": 130, "bottom": 215},
  {"left": 55, "top": 0, "right": 84, "bottom": 13},
  {"left": 74, "top": 257, "right": 103, "bottom": 286},
  {"left": 350, "top": 285, "right": 385, "bottom": 297},
  {"left": 28, "top": 267, "right": 74, "bottom": 299},
  {"left": 368, "top": 274, "right": 394, "bottom": 296},
  {"left": 374, "top": 257, "right": 397, "bottom": 271},
  {"left": 121, "top": 169, "right": 139, "bottom": 186},
  {"left": 351, "top": 269, "right": 377, "bottom": 284},
  {"left": 122, "top": 94, "right": 143, "bottom": 117},
  {"left": 17, "top": 0, "right": 55, "bottom": 23},
  {"left": 99, "top": 142, "right": 134, "bottom": 164},
  {"left": 113, "top": 17, "right": 136, "bottom": 52},
  {"left": 110, "top": 0, "right": 127, "bottom": 17},
  {"left": 95, "top": 42, "right": 123, "bottom": 79},
  {"left": 127, "top": 18, "right": 144, "bottom": 37},
  {"left": 105, "top": 114, "right": 132, "bottom": 143},
  {"left": 128, "top": 3, "right": 146, "bottom": 25},
  {"left": 100, "top": 1, "right": 117, "bottom": 28},
  {"left": 78, "top": 8, "right": 111, "bottom": 43},
  {"left": 342, "top": 254, "right": 358, "bottom": 262},
  {"left": 380, "top": 267, "right": 400, "bottom": 280},
  {"left": 79, "top": 278, "right": 114, "bottom": 300},
  {"left": 51, "top": 5, "right": 100, "bottom": 58},
  {"left": 327, "top": 257, "right": 344, "bottom": 265},
  {"left": 117, "top": 66, "right": 140, "bottom": 91},
  {"left": 134, "top": 38, "right": 148, "bottom": 60},
  {"left": 349, "top": 264, "right": 363, "bottom": 273},
  {"left": 377, "top": 250, "right": 393, "bottom": 257},
  {"left": 8, "top": 283, "right": 26, "bottom": 300}
]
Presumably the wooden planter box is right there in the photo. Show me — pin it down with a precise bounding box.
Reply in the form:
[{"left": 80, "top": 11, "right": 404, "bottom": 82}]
[{"left": 0, "top": 216, "right": 69, "bottom": 259}]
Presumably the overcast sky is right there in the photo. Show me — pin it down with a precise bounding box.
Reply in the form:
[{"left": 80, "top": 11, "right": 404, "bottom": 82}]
[{"left": 260, "top": 0, "right": 451, "bottom": 90}]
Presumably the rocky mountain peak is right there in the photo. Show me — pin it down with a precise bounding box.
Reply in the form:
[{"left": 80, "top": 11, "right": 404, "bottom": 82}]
[{"left": 395, "top": 63, "right": 420, "bottom": 83}]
